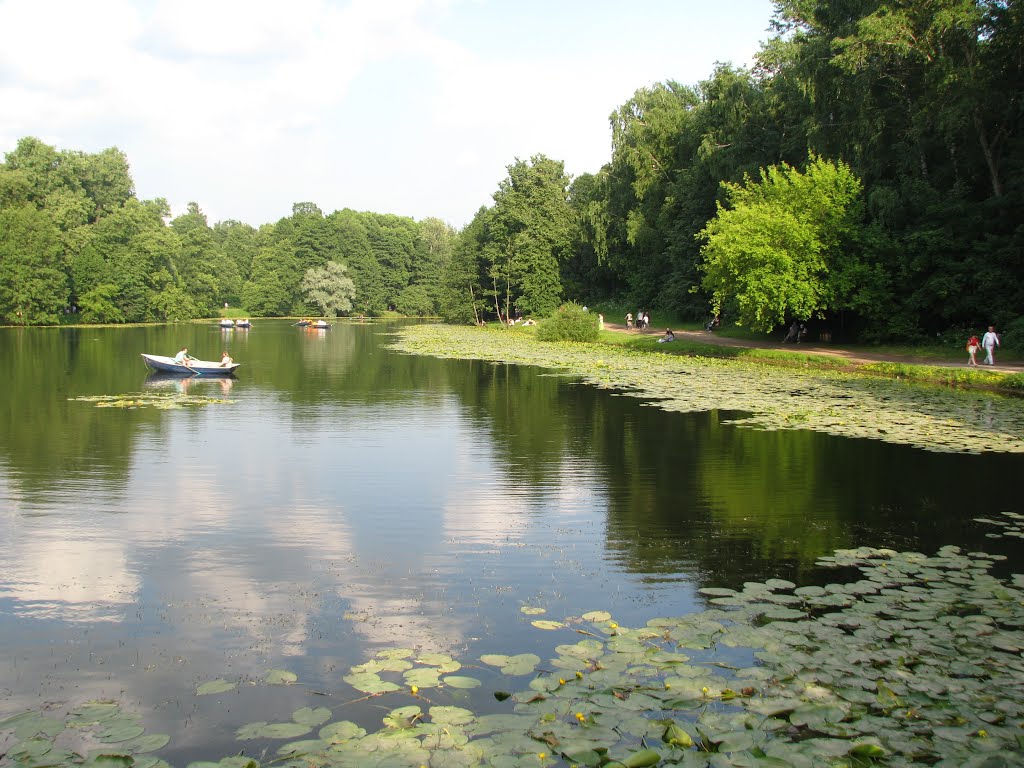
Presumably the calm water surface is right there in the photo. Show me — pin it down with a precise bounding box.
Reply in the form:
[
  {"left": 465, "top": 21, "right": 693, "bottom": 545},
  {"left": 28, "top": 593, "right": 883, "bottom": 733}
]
[{"left": 1, "top": 320, "right": 1021, "bottom": 760}]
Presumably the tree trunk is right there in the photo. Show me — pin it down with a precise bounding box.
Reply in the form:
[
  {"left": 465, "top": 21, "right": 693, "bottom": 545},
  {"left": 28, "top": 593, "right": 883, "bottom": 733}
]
[{"left": 974, "top": 109, "right": 1004, "bottom": 198}]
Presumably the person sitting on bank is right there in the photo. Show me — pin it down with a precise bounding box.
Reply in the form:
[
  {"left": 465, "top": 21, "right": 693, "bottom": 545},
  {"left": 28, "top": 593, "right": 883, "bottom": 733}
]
[
  {"left": 657, "top": 328, "right": 675, "bottom": 343},
  {"left": 173, "top": 347, "right": 194, "bottom": 367},
  {"left": 220, "top": 351, "right": 233, "bottom": 367}
]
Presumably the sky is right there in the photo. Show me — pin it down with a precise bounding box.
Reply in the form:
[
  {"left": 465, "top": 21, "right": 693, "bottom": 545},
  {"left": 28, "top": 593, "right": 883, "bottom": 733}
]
[{"left": 0, "top": 0, "right": 777, "bottom": 229}]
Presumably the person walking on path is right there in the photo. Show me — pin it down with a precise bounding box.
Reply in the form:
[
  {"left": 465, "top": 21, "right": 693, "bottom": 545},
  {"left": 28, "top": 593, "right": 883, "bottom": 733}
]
[
  {"left": 966, "top": 334, "right": 981, "bottom": 366},
  {"left": 982, "top": 326, "right": 1000, "bottom": 365}
]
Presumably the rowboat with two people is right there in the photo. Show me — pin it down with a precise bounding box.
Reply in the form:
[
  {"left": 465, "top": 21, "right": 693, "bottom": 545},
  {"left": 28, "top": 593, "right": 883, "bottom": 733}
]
[{"left": 141, "top": 352, "right": 239, "bottom": 376}]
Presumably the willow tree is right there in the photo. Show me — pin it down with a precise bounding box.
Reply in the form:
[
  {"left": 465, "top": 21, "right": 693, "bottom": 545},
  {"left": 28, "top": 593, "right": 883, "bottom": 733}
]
[
  {"left": 698, "top": 155, "right": 864, "bottom": 333},
  {"left": 301, "top": 260, "right": 356, "bottom": 317}
]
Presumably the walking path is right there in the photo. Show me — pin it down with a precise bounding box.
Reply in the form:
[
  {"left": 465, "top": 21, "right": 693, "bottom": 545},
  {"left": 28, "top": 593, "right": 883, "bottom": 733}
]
[{"left": 603, "top": 323, "right": 1023, "bottom": 373}]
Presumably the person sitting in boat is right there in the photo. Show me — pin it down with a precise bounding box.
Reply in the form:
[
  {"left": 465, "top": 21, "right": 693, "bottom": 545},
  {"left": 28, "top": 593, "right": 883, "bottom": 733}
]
[
  {"left": 173, "top": 347, "right": 194, "bottom": 367},
  {"left": 657, "top": 329, "right": 675, "bottom": 343},
  {"left": 220, "top": 351, "right": 233, "bottom": 367}
]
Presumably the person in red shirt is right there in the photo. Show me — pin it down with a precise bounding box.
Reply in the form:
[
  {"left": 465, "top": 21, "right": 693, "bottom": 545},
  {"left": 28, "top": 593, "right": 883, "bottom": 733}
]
[{"left": 966, "top": 335, "right": 980, "bottom": 366}]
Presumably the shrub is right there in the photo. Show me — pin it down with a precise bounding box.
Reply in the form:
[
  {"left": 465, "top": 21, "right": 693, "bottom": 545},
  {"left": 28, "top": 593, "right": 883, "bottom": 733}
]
[{"left": 536, "top": 302, "right": 599, "bottom": 343}]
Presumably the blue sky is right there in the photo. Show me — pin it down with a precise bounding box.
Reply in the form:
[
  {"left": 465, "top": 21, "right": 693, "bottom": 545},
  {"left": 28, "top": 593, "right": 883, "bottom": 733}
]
[{"left": 0, "top": 0, "right": 776, "bottom": 228}]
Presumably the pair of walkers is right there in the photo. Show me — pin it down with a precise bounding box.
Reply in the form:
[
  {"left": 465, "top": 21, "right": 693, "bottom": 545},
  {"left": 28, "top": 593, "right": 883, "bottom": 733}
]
[{"left": 967, "top": 326, "right": 1000, "bottom": 366}]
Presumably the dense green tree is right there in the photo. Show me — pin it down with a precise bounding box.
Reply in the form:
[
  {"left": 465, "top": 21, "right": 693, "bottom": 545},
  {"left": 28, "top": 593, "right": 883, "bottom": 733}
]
[
  {"left": 327, "top": 209, "right": 384, "bottom": 315},
  {"left": 487, "top": 154, "right": 575, "bottom": 319},
  {"left": 78, "top": 283, "right": 125, "bottom": 324},
  {"left": 0, "top": 204, "right": 68, "bottom": 324},
  {"left": 170, "top": 202, "right": 219, "bottom": 315},
  {"left": 410, "top": 217, "right": 455, "bottom": 314},
  {"left": 440, "top": 207, "right": 490, "bottom": 324},
  {"left": 242, "top": 240, "right": 300, "bottom": 316},
  {"left": 698, "top": 155, "right": 864, "bottom": 332}
]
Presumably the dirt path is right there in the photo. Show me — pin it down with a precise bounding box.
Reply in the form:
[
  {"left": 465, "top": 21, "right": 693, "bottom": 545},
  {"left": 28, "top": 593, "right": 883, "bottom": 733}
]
[{"left": 602, "top": 322, "right": 1023, "bottom": 373}]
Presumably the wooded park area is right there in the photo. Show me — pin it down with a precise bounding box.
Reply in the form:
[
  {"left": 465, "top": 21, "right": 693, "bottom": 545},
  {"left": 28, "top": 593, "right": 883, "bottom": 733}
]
[{"left": 0, "top": 0, "right": 1020, "bottom": 344}]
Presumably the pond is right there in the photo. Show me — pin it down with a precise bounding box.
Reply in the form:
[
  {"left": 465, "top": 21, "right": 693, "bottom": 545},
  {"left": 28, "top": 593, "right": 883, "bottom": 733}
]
[{"left": 0, "top": 320, "right": 1022, "bottom": 764}]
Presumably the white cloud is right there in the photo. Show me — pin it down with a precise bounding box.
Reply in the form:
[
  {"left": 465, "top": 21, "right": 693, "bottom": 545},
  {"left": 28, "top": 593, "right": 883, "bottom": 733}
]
[{"left": 1, "top": 0, "right": 775, "bottom": 226}]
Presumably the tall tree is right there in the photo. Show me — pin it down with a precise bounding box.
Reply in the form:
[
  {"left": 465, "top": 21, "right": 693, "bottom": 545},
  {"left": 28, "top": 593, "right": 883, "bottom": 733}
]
[
  {"left": 487, "top": 154, "right": 575, "bottom": 318},
  {"left": 0, "top": 205, "right": 68, "bottom": 324},
  {"left": 698, "top": 155, "right": 865, "bottom": 332}
]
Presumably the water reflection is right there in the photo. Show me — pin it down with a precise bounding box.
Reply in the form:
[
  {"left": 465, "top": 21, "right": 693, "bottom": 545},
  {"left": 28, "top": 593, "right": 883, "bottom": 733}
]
[{"left": 0, "top": 320, "right": 1021, "bottom": 751}]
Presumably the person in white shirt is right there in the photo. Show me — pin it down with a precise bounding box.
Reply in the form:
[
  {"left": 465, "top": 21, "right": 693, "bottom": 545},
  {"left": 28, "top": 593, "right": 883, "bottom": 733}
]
[{"left": 981, "top": 326, "right": 1000, "bottom": 365}]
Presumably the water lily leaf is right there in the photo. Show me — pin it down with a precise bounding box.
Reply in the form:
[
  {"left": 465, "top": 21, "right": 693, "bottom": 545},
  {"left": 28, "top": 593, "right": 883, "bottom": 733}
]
[
  {"left": 133, "top": 758, "right": 174, "bottom": 768},
  {"left": 9, "top": 738, "right": 52, "bottom": 759},
  {"left": 531, "top": 620, "right": 565, "bottom": 630},
  {"left": 715, "top": 730, "right": 757, "bottom": 752},
  {"left": 196, "top": 679, "right": 236, "bottom": 696},
  {"left": 443, "top": 675, "right": 481, "bottom": 689},
  {"left": 502, "top": 654, "right": 541, "bottom": 675},
  {"left": 480, "top": 654, "right": 509, "bottom": 667},
  {"left": 663, "top": 723, "right": 694, "bottom": 748},
  {"left": 264, "top": 669, "right": 297, "bottom": 685},
  {"left": 291, "top": 707, "right": 331, "bottom": 727},
  {"left": 404, "top": 667, "right": 442, "bottom": 688},
  {"left": 762, "top": 607, "right": 806, "bottom": 621},
  {"left": 276, "top": 738, "right": 326, "bottom": 755},
  {"left": 383, "top": 705, "right": 422, "bottom": 730},
  {"left": 849, "top": 740, "right": 887, "bottom": 758},
  {"left": 520, "top": 606, "right": 546, "bottom": 615},
  {"left": 69, "top": 703, "right": 121, "bottom": 724},
  {"left": 14, "top": 715, "right": 65, "bottom": 740},
  {"left": 582, "top": 611, "right": 612, "bottom": 622},
  {"left": 86, "top": 756, "right": 134, "bottom": 768},
  {"left": 698, "top": 587, "right": 737, "bottom": 597},
  {"left": 619, "top": 748, "right": 662, "bottom": 767},
  {"left": 428, "top": 706, "right": 475, "bottom": 726},
  {"left": 257, "top": 723, "right": 311, "bottom": 740},
  {"left": 122, "top": 733, "right": 171, "bottom": 753},
  {"left": 344, "top": 671, "right": 401, "bottom": 694},
  {"left": 376, "top": 648, "right": 415, "bottom": 659},
  {"left": 416, "top": 652, "right": 455, "bottom": 667},
  {"left": 319, "top": 720, "right": 366, "bottom": 743},
  {"left": 98, "top": 722, "right": 146, "bottom": 743}
]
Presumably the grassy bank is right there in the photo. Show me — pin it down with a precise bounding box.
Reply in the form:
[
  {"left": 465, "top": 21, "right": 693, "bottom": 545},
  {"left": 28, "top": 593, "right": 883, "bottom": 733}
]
[{"left": 538, "top": 321, "right": 1023, "bottom": 393}]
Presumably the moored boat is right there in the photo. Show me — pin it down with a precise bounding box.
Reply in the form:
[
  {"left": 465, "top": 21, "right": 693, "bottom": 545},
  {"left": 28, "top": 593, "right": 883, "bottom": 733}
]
[{"left": 141, "top": 353, "right": 239, "bottom": 376}]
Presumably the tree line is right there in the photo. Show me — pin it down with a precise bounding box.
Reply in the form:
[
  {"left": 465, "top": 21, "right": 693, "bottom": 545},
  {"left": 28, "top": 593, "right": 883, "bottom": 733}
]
[
  {"left": 0, "top": 137, "right": 456, "bottom": 324},
  {"left": 440, "top": 0, "right": 1023, "bottom": 341},
  {"left": 2, "top": 0, "right": 1021, "bottom": 341}
]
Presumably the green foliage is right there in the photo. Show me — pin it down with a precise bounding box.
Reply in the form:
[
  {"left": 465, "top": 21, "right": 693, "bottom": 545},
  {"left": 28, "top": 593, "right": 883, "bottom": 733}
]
[
  {"left": 0, "top": 204, "right": 68, "bottom": 324},
  {"left": 487, "top": 155, "right": 575, "bottom": 319},
  {"left": 699, "top": 156, "right": 864, "bottom": 332},
  {"left": 4, "top": 545, "right": 1022, "bottom": 766},
  {"left": 536, "top": 303, "right": 599, "bottom": 343},
  {"left": 78, "top": 283, "right": 125, "bottom": 324},
  {"left": 301, "top": 260, "right": 356, "bottom": 317}
]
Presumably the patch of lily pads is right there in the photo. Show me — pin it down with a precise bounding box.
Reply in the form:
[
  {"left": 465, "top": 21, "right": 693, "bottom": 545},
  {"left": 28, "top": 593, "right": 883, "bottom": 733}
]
[
  {"left": 71, "top": 394, "right": 236, "bottom": 410},
  {"left": 4, "top": 544, "right": 1022, "bottom": 767},
  {"left": 387, "top": 325, "right": 1024, "bottom": 454}
]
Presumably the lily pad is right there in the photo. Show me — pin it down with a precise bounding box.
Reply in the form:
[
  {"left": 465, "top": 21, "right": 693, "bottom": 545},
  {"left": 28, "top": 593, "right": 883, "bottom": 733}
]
[{"left": 196, "top": 679, "right": 237, "bottom": 696}]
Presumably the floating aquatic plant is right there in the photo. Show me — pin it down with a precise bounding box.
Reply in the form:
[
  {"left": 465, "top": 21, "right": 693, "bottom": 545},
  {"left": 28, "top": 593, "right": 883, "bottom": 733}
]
[
  {"left": 388, "top": 325, "right": 1024, "bottom": 454},
  {"left": 3, "top": 546, "right": 1021, "bottom": 767},
  {"left": 71, "top": 394, "right": 236, "bottom": 410}
]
